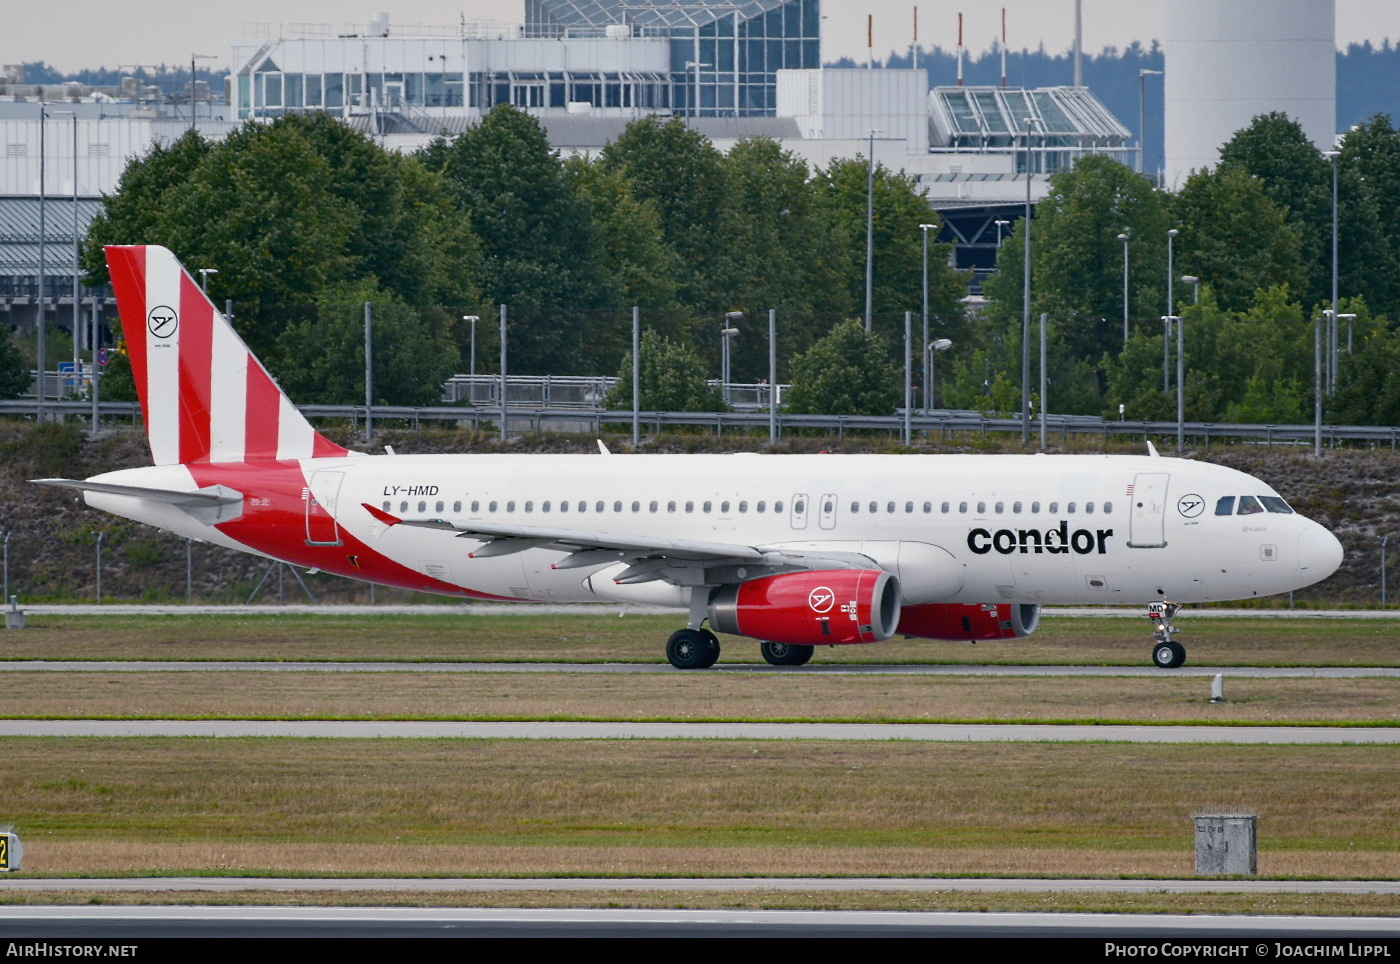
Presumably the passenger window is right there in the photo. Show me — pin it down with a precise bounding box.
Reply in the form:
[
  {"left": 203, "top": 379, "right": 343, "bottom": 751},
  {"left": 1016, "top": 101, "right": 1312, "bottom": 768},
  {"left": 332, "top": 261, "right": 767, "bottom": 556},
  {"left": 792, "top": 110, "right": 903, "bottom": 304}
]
[
  {"left": 595, "top": 501, "right": 604, "bottom": 512},
  {"left": 1237, "top": 496, "right": 1264, "bottom": 515},
  {"left": 923, "top": 502, "right": 932, "bottom": 513},
  {"left": 959, "top": 502, "right": 967, "bottom": 513},
  {"left": 507, "top": 501, "right": 516, "bottom": 512},
  {"left": 1067, "top": 502, "right": 1076, "bottom": 513},
  {"left": 542, "top": 501, "right": 551, "bottom": 512},
  {"left": 685, "top": 501, "right": 695, "bottom": 513},
  {"left": 578, "top": 501, "right": 586, "bottom": 512},
  {"left": 941, "top": 502, "right": 949, "bottom": 513},
  {"left": 1086, "top": 502, "right": 1094, "bottom": 514},
  {"left": 1012, "top": 501, "right": 1022, "bottom": 513},
  {"left": 489, "top": 501, "right": 498, "bottom": 512},
  {"left": 1031, "top": 501, "right": 1040, "bottom": 513},
  {"left": 995, "top": 502, "right": 1004, "bottom": 513},
  {"left": 774, "top": 501, "right": 784, "bottom": 513},
  {"left": 869, "top": 501, "right": 877, "bottom": 513},
  {"left": 382, "top": 501, "right": 390, "bottom": 511},
  {"left": 851, "top": 502, "right": 860, "bottom": 513},
  {"left": 1103, "top": 501, "right": 1112, "bottom": 514},
  {"left": 821, "top": 500, "right": 831, "bottom": 514},
  {"left": 524, "top": 501, "right": 533, "bottom": 513},
  {"left": 418, "top": 501, "right": 427, "bottom": 513},
  {"left": 703, "top": 501, "right": 712, "bottom": 513},
  {"left": 721, "top": 501, "right": 731, "bottom": 513},
  {"left": 1260, "top": 496, "right": 1293, "bottom": 514},
  {"left": 757, "top": 501, "right": 766, "bottom": 513},
  {"left": 435, "top": 501, "right": 444, "bottom": 513},
  {"left": 560, "top": 501, "right": 569, "bottom": 512},
  {"left": 613, "top": 501, "right": 622, "bottom": 512},
  {"left": 631, "top": 501, "right": 641, "bottom": 512},
  {"left": 1049, "top": 501, "right": 1059, "bottom": 513},
  {"left": 886, "top": 501, "right": 895, "bottom": 513},
  {"left": 668, "top": 501, "right": 677, "bottom": 513},
  {"left": 905, "top": 501, "right": 913, "bottom": 513},
  {"left": 976, "top": 502, "right": 986, "bottom": 514},
  {"left": 739, "top": 501, "right": 749, "bottom": 513},
  {"left": 453, "top": 501, "right": 461, "bottom": 513},
  {"left": 794, "top": 499, "right": 804, "bottom": 514},
  {"left": 649, "top": 501, "right": 658, "bottom": 513}
]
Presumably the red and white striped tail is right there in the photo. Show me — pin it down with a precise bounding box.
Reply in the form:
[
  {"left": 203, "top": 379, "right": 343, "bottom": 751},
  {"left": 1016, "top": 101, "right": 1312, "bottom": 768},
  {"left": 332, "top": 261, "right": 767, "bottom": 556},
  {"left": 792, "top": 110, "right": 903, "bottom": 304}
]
[{"left": 105, "top": 245, "right": 348, "bottom": 465}]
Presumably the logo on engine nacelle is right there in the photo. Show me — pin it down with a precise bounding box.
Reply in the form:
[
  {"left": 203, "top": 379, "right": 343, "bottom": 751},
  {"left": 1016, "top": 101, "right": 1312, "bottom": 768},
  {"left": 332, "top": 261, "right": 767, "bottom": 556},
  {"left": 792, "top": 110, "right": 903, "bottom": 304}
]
[{"left": 807, "top": 586, "right": 835, "bottom": 613}]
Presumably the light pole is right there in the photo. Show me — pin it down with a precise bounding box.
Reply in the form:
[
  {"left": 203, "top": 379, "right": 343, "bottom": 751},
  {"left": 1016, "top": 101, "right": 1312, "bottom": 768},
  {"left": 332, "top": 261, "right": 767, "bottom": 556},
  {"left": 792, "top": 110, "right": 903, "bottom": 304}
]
[
  {"left": 37, "top": 104, "right": 47, "bottom": 421},
  {"left": 721, "top": 312, "right": 741, "bottom": 405},
  {"left": 685, "top": 61, "right": 709, "bottom": 122},
  {"left": 994, "top": 219, "right": 1009, "bottom": 247},
  {"left": 927, "top": 338, "right": 952, "bottom": 410},
  {"left": 1314, "top": 314, "right": 1323, "bottom": 457},
  {"left": 463, "top": 315, "right": 479, "bottom": 381},
  {"left": 1165, "top": 228, "right": 1178, "bottom": 393},
  {"left": 919, "top": 222, "right": 936, "bottom": 410},
  {"left": 197, "top": 268, "right": 218, "bottom": 293},
  {"left": 1117, "top": 232, "right": 1130, "bottom": 343},
  {"left": 1168, "top": 314, "right": 1184, "bottom": 454},
  {"left": 1180, "top": 275, "right": 1200, "bottom": 304},
  {"left": 1337, "top": 312, "right": 1356, "bottom": 392},
  {"left": 1022, "top": 117, "right": 1040, "bottom": 445},
  {"left": 864, "top": 128, "right": 882, "bottom": 332},
  {"left": 1139, "top": 68, "right": 1163, "bottom": 176},
  {"left": 1324, "top": 149, "right": 1339, "bottom": 391}
]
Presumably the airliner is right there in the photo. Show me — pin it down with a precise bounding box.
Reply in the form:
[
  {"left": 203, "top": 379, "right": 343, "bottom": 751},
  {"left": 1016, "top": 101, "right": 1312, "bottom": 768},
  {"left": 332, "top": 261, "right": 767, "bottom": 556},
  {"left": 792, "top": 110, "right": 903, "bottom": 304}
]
[{"left": 35, "top": 246, "right": 1344, "bottom": 669}]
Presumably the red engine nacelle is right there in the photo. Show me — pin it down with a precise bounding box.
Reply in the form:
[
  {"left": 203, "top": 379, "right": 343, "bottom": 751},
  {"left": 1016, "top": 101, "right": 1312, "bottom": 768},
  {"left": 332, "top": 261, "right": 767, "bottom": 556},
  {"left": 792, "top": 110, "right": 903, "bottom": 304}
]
[
  {"left": 708, "top": 569, "right": 902, "bottom": 646},
  {"left": 896, "top": 602, "right": 1040, "bottom": 641}
]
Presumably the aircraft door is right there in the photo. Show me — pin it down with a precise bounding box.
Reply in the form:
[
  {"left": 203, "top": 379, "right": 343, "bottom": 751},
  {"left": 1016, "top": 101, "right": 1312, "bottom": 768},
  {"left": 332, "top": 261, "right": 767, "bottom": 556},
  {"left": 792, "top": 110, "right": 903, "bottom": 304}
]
[
  {"left": 818, "top": 493, "right": 838, "bottom": 530},
  {"left": 789, "top": 493, "right": 809, "bottom": 530},
  {"left": 304, "top": 470, "right": 345, "bottom": 546},
  {"left": 1127, "top": 472, "right": 1170, "bottom": 548}
]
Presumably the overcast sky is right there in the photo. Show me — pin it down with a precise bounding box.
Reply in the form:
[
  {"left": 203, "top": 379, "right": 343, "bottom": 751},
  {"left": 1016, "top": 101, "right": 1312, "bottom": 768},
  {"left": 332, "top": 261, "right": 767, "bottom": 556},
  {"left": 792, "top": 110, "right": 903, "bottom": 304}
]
[{"left": 6, "top": 1, "right": 1399, "bottom": 75}]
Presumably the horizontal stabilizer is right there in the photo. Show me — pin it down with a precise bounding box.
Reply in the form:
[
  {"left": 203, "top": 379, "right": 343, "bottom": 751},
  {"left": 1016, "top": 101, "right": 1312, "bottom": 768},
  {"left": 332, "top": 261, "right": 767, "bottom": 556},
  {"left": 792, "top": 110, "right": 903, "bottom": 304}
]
[{"left": 33, "top": 478, "right": 243, "bottom": 525}]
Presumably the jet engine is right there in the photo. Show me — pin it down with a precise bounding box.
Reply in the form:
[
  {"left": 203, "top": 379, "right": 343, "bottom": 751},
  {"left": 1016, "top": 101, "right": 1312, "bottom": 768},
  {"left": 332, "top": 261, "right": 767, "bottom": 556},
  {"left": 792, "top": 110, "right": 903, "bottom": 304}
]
[
  {"left": 708, "top": 569, "right": 901, "bottom": 645},
  {"left": 896, "top": 602, "right": 1040, "bottom": 641}
]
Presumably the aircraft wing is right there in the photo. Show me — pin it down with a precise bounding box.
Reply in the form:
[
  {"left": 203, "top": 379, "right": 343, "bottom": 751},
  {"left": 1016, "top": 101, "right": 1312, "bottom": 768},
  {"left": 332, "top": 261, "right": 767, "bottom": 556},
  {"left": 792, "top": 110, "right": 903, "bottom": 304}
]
[{"left": 361, "top": 502, "right": 873, "bottom": 584}]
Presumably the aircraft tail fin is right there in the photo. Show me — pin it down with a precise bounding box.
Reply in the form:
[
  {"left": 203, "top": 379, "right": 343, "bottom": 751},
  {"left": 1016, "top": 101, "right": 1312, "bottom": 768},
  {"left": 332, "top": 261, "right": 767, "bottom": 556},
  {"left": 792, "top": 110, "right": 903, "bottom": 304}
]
[{"left": 104, "top": 245, "right": 348, "bottom": 465}]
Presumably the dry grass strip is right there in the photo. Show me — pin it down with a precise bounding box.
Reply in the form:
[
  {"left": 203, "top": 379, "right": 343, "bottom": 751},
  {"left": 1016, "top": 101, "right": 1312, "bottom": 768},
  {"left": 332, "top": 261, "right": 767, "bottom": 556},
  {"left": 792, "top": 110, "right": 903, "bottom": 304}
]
[
  {"left": 1, "top": 614, "right": 1395, "bottom": 666},
  {"left": 0, "top": 672, "right": 1394, "bottom": 725},
  {"left": 2, "top": 739, "right": 1394, "bottom": 879}
]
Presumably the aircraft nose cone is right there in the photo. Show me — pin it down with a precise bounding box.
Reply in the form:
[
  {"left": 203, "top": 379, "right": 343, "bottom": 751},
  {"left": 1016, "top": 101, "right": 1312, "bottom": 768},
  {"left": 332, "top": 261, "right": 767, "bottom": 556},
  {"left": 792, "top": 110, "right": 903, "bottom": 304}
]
[{"left": 1298, "top": 523, "right": 1343, "bottom": 581}]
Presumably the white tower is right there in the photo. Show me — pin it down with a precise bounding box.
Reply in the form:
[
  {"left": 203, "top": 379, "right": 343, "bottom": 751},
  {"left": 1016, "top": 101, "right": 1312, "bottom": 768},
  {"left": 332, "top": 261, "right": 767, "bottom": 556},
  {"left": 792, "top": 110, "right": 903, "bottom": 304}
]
[{"left": 1163, "top": 0, "right": 1335, "bottom": 189}]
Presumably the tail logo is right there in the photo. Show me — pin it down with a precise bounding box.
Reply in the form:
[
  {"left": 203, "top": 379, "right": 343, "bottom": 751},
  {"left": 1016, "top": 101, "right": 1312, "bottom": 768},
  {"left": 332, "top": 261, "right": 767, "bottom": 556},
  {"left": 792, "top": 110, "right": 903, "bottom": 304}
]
[{"left": 147, "top": 306, "right": 178, "bottom": 339}]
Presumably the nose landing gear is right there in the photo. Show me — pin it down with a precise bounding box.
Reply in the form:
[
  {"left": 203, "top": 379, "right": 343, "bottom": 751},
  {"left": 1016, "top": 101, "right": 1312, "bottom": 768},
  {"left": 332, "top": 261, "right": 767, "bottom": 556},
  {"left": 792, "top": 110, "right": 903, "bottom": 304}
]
[{"left": 1148, "top": 601, "right": 1186, "bottom": 668}]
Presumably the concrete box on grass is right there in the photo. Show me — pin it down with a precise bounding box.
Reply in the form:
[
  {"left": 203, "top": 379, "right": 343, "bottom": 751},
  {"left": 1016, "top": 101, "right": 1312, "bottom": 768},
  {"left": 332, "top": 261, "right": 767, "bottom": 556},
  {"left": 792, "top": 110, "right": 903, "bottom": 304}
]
[{"left": 1195, "top": 813, "right": 1257, "bottom": 874}]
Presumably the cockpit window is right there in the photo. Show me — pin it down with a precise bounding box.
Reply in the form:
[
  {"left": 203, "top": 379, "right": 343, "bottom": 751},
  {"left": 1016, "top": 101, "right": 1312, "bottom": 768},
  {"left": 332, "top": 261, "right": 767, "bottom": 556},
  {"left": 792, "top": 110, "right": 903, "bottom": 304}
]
[
  {"left": 1260, "top": 496, "right": 1294, "bottom": 514},
  {"left": 1236, "top": 495, "right": 1264, "bottom": 515},
  {"left": 1215, "top": 496, "right": 1235, "bottom": 516}
]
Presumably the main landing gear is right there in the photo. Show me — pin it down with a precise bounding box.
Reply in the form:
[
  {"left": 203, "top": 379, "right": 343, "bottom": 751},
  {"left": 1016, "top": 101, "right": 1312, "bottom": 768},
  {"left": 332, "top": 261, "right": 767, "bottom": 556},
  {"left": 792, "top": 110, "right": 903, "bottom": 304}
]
[
  {"left": 1148, "top": 601, "right": 1186, "bottom": 669},
  {"left": 666, "top": 628, "right": 720, "bottom": 669},
  {"left": 760, "top": 641, "right": 814, "bottom": 666}
]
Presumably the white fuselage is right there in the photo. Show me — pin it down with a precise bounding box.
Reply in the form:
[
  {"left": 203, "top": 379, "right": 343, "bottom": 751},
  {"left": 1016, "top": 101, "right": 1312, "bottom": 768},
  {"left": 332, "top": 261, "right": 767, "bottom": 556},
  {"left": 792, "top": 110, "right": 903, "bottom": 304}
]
[{"left": 83, "top": 452, "right": 1344, "bottom": 608}]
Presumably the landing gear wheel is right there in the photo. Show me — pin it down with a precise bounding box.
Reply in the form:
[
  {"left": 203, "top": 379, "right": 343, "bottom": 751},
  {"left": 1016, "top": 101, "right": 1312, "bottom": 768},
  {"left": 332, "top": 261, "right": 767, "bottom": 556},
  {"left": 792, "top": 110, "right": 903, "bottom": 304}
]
[
  {"left": 1152, "top": 640, "right": 1186, "bottom": 669},
  {"left": 760, "top": 641, "right": 815, "bottom": 666},
  {"left": 667, "top": 628, "right": 720, "bottom": 669}
]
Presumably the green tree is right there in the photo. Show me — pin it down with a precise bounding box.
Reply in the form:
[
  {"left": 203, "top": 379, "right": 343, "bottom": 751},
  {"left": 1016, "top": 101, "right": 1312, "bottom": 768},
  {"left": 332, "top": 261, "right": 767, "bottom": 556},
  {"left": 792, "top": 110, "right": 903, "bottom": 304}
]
[
  {"left": 1217, "top": 113, "right": 1332, "bottom": 310},
  {"left": 0, "top": 327, "right": 29, "bottom": 399},
  {"left": 267, "top": 279, "right": 460, "bottom": 406},
  {"left": 785, "top": 320, "right": 901, "bottom": 416},
  {"left": 1338, "top": 116, "right": 1400, "bottom": 319},
  {"left": 1173, "top": 167, "right": 1307, "bottom": 313},
  {"left": 604, "top": 329, "right": 726, "bottom": 412},
  {"left": 600, "top": 116, "right": 731, "bottom": 310}
]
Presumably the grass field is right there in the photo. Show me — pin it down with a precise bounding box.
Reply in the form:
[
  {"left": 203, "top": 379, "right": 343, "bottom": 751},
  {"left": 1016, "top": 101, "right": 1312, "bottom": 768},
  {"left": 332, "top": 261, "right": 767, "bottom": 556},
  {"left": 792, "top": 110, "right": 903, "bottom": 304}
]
[
  {"left": 2, "top": 739, "right": 1395, "bottom": 880},
  {"left": 2, "top": 612, "right": 1397, "bottom": 666},
  {"left": 0, "top": 672, "right": 1393, "bottom": 725},
  {"left": 0, "top": 611, "right": 1395, "bottom": 916}
]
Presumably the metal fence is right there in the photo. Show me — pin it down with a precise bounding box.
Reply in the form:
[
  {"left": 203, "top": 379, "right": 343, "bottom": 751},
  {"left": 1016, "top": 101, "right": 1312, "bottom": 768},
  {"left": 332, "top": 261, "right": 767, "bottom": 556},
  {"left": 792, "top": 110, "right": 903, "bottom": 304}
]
[{"left": 4, "top": 398, "right": 1399, "bottom": 448}]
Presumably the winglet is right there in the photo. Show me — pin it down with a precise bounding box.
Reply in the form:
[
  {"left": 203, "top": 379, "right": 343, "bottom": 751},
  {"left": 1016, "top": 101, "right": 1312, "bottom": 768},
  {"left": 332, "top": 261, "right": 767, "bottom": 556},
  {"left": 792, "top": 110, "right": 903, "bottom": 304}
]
[{"left": 361, "top": 502, "right": 402, "bottom": 527}]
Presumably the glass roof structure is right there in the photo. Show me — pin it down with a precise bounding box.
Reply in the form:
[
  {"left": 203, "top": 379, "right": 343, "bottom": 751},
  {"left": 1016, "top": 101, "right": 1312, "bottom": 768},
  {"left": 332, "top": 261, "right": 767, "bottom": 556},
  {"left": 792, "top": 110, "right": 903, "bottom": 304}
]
[
  {"left": 526, "top": 1, "right": 791, "bottom": 33},
  {"left": 930, "top": 86, "right": 1129, "bottom": 152}
]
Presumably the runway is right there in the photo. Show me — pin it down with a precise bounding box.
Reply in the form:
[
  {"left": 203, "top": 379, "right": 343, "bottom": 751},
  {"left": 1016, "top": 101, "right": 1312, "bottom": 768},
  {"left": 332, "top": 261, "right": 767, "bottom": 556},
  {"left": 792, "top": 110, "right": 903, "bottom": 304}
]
[
  {"left": 0, "top": 660, "right": 1395, "bottom": 677},
  {"left": 0, "top": 720, "right": 1393, "bottom": 742}
]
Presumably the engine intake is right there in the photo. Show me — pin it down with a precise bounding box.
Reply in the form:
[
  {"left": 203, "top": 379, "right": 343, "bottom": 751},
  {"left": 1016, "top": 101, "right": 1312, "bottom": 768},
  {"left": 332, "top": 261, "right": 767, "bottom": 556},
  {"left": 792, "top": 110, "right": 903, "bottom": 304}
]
[
  {"left": 896, "top": 602, "right": 1040, "bottom": 641},
  {"left": 708, "top": 569, "right": 901, "bottom": 646}
]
